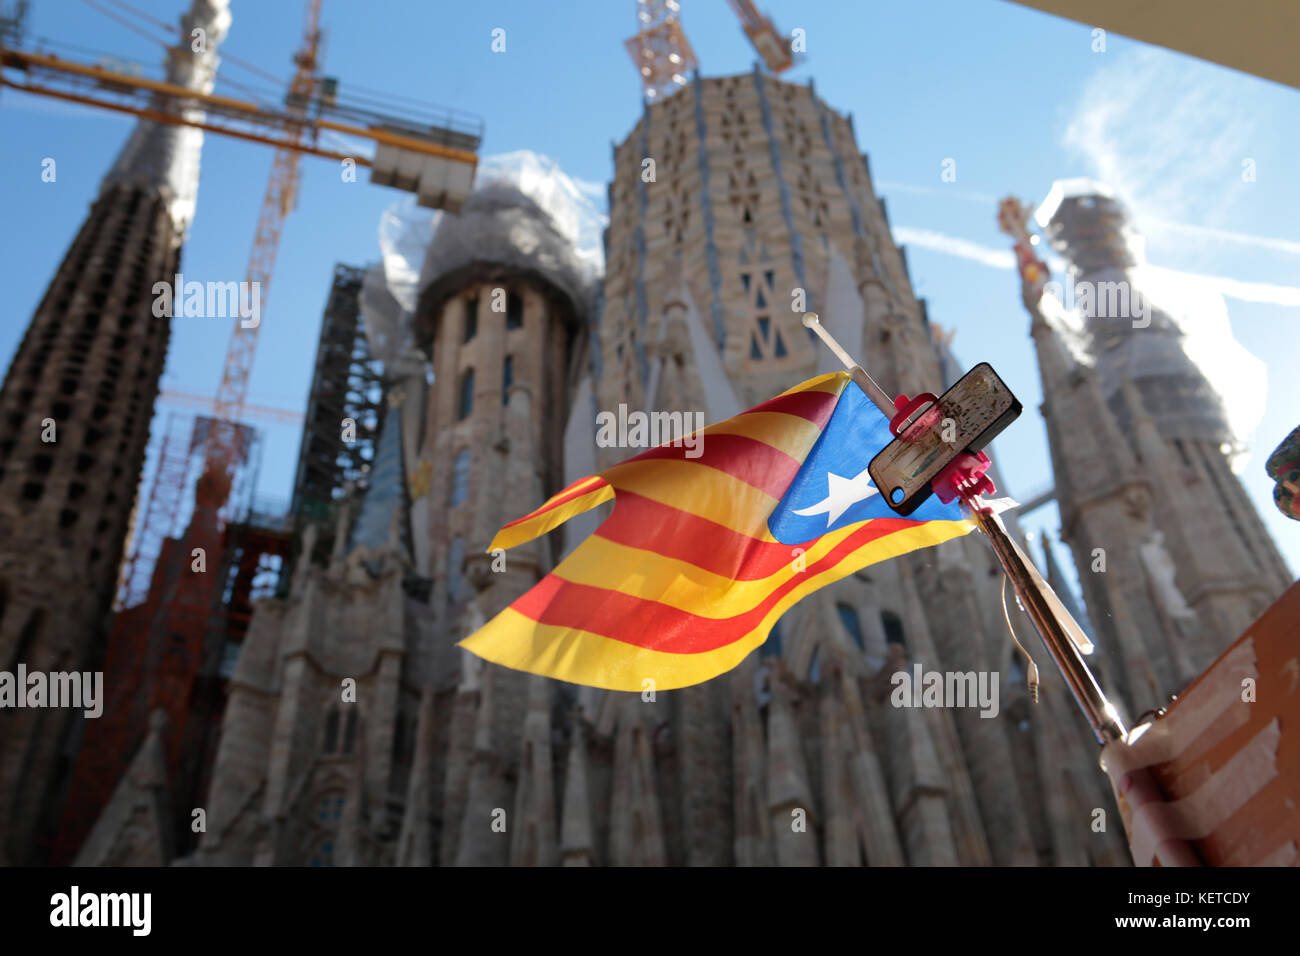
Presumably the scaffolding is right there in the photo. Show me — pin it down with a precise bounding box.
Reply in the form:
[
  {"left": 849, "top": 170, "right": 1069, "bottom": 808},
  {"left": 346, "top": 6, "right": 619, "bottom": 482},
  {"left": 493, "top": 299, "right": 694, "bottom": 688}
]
[{"left": 282, "top": 263, "right": 385, "bottom": 584}]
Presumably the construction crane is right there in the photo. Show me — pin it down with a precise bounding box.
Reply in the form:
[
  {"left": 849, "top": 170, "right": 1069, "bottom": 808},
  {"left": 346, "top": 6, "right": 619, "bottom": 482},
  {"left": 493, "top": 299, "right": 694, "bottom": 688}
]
[
  {"left": 201, "top": 0, "right": 322, "bottom": 528},
  {"left": 0, "top": 29, "right": 481, "bottom": 205},
  {"left": 157, "top": 389, "right": 304, "bottom": 428},
  {"left": 624, "top": 0, "right": 699, "bottom": 101},
  {"left": 726, "top": 0, "right": 797, "bottom": 73},
  {"left": 625, "top": 0, "right": 799, "bottom": 100}
]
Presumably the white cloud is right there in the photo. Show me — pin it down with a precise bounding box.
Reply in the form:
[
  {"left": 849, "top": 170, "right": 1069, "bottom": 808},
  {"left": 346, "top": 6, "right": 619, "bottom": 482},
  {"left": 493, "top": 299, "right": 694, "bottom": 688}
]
[
  {"left": 1061, "top": 47, "right": 1257, "bottom": 224},
  {"left": 895, "top": 225, "right": 1300, "bottom": 308},
  {"left": 1137, "top": 216, "right": 1300, "bottom": 259},
  {"left": 891, "top": 227, "right": 1015, "bottom": 269},
  {"left": 1167, "top": 271, "right": 1300, "bottom": 308},
  {"left": 876, "top": 181, "right": 999, "bottom": 204}
]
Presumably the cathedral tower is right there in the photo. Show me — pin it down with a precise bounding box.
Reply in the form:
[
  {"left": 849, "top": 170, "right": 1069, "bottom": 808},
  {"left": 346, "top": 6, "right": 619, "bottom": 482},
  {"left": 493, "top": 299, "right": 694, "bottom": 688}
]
[
  {"left": 587, "top": 71, "right": 1120, "bottom": 865},
  {"left": 1032, "top": 182, "right": 1289, "bottom": 682},
  {"left": 0, "top": 0, "right": 230, "bottom": 865},
  {"left": 411, "top": 183, "right": 591, "bottom": 866}
]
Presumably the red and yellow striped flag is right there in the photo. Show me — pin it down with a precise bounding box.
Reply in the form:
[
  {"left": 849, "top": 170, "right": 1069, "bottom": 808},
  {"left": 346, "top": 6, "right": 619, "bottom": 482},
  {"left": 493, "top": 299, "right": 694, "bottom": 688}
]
[{"left": 461, "top": 371, "right": 975, "bottom": 690}]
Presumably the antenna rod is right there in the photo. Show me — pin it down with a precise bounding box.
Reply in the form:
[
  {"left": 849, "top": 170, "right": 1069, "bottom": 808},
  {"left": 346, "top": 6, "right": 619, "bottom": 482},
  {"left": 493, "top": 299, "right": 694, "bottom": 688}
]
[{"left": 802, "top": 313, "right": 896, "bottom": 418}]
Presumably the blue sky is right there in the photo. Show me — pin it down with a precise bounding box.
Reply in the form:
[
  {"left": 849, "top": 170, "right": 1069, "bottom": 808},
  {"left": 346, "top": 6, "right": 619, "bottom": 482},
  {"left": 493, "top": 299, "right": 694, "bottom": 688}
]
[{"left": 2, "top": 0, "right": 1297, "bottom": 583}]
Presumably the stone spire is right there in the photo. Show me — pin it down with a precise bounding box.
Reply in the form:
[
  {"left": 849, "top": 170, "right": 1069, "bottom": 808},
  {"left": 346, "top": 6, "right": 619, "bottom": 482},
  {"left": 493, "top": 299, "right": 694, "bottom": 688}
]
[
  {"left": 395, "top": 685, "right": 435, "bottom": 866},
  {"left": 101, "top": 0, "right": 232, "bottom": 241},
  {"left": 1005, "top": 199, "right": 1175, "bottom": 715},
  {"left": 0, "top": 0, "right": 232, "bottom": 866},
  {"left": 558, "top": 719, "right": 596, "bottom": 866},
  {"left": 764, "top": 667, "right": 818, "bottom": 865},
  {"left": 890, "top": 565, "right": 989, "bottom": 864},
  {"left": 509, "top": 677, "right": 558, "bottom": 866},
  {"left": 607, "top": 698, "right": 667, "bottom": 866},
  {"left": 730, "top": 664, "right": 774, "bottom": 867},
  {"left": 73, "top": 710, "right": 174, "bottom": 867}
]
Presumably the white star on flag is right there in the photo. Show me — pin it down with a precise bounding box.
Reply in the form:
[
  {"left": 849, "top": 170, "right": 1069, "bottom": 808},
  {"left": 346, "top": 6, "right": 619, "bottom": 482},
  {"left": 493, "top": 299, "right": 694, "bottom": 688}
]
[{"left": 792, "top": 467, "right": 879, "bottom": 527}]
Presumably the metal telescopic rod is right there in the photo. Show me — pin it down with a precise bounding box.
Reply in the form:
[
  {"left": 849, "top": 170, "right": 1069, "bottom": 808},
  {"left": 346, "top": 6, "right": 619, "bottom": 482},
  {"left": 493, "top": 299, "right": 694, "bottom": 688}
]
[{"left": 964, "top": 502, "right": 1126, "bottom": 744}]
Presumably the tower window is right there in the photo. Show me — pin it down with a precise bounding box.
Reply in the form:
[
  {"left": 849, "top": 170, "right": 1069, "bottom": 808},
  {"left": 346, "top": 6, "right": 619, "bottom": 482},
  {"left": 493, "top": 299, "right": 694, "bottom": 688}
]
[
  {"left": 450, "top": 449, "right": 470, "bottom": 507},
  {"left": 836, "top": 603, "right": 864, "bottom": 650},
  {"left": 309, "top": 840, "right": 335, "bottom": 868},
  {"left": 323, "top": 707, "right": 340, "bottom": 753},
  {"left": 342, "top": 710, "right": 358, "bottom": 755},
  {"left": 506, "top": 292, "right": 523, "bottom": 330},
  {"left": 458, "top": 369, "right": 475, "bottom": 420},
  {"left": 881, "top": 610, "right": 905, "bottom": 647},
  {"left": 502, "top": 355, "right": 514, "bottom": 405},
  {"left": 463, "top": 297, "right": 478, "bottom": 343},
  {"left": 317, "top": 795, "right": 344, "bottom": 825},
  {"left": 447, "top": 536, "right": 466, "bottom": 603}
]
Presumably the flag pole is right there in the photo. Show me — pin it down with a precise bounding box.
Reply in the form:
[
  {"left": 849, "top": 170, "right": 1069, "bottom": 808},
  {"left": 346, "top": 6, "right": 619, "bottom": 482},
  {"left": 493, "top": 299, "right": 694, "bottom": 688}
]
[
  {"left": 802, "top": 314, "right": 897, "bottom": 418},
  {"left": 803, "top": 313, "right": 1127, "bottom": 744}
]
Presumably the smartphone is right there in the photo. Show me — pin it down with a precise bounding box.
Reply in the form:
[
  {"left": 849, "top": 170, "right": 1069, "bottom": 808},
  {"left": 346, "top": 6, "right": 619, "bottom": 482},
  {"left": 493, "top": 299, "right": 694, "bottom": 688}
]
[{"left": 868, "top": 362, "right": 1021, "bottom": 516}]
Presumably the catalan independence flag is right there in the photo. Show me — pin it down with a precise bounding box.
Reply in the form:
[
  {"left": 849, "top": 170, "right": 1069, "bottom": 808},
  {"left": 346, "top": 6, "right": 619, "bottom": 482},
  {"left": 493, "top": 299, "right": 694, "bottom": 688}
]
[{"left": 460, "top": 371, "right": 976, "bottom": 690}]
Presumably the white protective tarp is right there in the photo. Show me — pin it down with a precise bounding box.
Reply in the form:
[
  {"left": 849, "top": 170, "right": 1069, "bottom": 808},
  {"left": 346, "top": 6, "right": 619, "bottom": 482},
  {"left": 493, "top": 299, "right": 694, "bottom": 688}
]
[{"left": 362, "top": 149, "right": 608, "bottom": 369}]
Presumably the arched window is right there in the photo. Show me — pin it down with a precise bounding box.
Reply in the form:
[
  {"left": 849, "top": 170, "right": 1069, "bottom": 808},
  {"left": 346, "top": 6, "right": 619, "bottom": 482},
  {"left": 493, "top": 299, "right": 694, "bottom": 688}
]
[
  {"left": 463, "top": 296, "right": 478, "bottom": 343},
  {"left": 450, "top": 449, "right": 470, "bottom": 507},
  {"left": 458, "top": 369, "right": 475, "bottom": 420},
  {"left": 808, "top": 646, "right": 822, "bottom": 684},
  {"left": 342, "top": 709, "right": 358, "bottom": 755},
  {"left": 506, "top": 291, "right": 523, "bottom": 329},
  {"left": 308, "top": 839, "right": 335, "bottom": 867},
  {"left": 316, "top": 794, "right": 344, "bottom": 825},
  {"left": 881, "top": 610, "right": 906, "bottom": 647},
  {"left": 836, "top": 603, "right": 864, "bottom": 650},
  {"left": 447, "top": 536, "right": 465, "bottom": 602},
  {"left": 502, "top": 355, "right": 513, "bottom": 405},
  {"left": 323, "top": 706, "right": 340, "bottom": 753}
]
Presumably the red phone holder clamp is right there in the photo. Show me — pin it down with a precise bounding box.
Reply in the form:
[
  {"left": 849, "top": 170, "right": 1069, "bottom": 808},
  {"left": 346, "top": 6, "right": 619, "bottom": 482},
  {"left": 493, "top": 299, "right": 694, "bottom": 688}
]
[
  {"left": 889, "top": 392, "right": 941, "bottom": 438},
  {"left": 932, "top": 450, "right": 996, "bottom": 507}
]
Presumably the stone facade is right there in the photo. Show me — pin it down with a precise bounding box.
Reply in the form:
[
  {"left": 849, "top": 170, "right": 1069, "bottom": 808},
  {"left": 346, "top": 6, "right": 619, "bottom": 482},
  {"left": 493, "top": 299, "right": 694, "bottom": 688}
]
[
  {"left": 159, "top": 73, "right": 1125, "bottom": 867},
  {"left": 39, "top": 73, "right": 1283, "bottom": 868}
]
